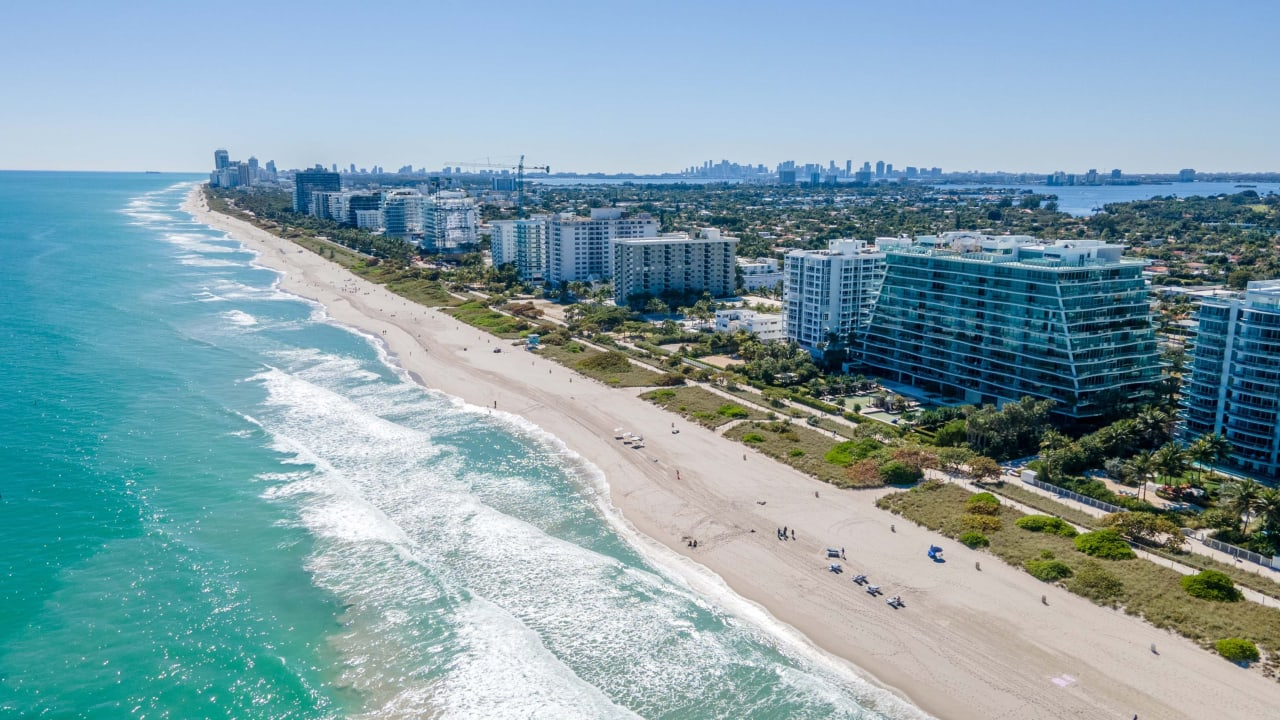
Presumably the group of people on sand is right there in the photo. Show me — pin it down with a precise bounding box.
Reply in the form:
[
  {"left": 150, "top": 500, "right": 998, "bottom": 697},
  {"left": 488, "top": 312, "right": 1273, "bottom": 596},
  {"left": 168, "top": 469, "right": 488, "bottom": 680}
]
[
  {"left": 686, "top": 538, "right": 699, "bottom": 549},
  {"left": 777, "top": 526, "right": 795, "bottom": 541}
]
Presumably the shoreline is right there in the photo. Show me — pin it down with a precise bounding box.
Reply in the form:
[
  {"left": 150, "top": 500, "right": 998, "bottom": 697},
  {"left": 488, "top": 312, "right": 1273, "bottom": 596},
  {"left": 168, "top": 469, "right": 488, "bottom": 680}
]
[{"left": 185, "top": 186, "right": 1280, "bottom": 719}]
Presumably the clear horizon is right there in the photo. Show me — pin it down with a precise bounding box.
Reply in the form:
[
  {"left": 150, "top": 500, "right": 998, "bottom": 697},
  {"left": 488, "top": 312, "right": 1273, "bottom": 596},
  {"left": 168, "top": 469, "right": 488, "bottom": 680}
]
[{"left": 3, "top": 0, "right": 1277, "bottom": 174}]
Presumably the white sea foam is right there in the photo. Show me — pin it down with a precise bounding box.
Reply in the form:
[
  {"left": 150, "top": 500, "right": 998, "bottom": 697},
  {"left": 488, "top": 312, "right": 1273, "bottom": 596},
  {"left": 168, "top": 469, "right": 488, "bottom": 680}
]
[
  {"left": 222, "top": 310, "right": 258, "bottom": 327},
  {"left": 178, "top": 256, "right": 244, "bottom": 268},
  {"left": 243, "top": 352, "right": 916, "bottom": 719}
]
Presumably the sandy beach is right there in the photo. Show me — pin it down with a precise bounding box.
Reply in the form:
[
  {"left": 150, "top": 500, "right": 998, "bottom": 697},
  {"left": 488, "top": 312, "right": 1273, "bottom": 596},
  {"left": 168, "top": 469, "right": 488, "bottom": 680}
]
[{"left": 186, "top": 187, "right": 1280, "bottom": 719}]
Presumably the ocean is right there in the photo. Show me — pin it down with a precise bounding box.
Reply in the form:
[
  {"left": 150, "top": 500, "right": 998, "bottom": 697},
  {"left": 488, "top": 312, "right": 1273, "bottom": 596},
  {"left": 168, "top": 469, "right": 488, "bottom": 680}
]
[{"left": 0, "top": 172, "right": 922, "bottom": 719}]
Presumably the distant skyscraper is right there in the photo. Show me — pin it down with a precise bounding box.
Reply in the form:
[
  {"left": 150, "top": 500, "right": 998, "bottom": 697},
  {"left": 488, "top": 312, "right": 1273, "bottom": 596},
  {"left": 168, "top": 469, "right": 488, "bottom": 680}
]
[
  {"left": 293, "top": 169, "right": 341, "bottom": 213},
  {"left": 862, "top": 161, "right": 871, "bottom": 174},
  {"left": 214, "top": 149, "right": 230, "bottom": 170},
  {"left": 1179, "top": 168, "right": 1196, "bottom": 182},
  {"left": 875, "top": 160, "right": 885, "bottom": 178},
  {"left": 885, "top": 163, "right": 894, "bottom": 176},
  {"left": 1111, "top": 169, "right": 1122, "bottom": 180},
  {"left": 778, "top": 169, "right": 797, "bottom": 185}
]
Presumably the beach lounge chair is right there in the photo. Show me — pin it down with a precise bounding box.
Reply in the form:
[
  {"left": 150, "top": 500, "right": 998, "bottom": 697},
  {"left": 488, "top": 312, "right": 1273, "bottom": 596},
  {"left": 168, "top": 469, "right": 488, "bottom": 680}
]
[
  {"left": 865, "top": 585, "right": 881, "bottom": 596},
  {"left": 887, "top": 595, "right": 904, "bottom": 608},
  {"left": 828, "top": 563, "right": 843, "bottom": 573},
  {"left": 826, "top": 548, "right": 841, "bottom": 558},
  {"left": 852, "top": 574, "right": 868, "bottom": 585}
]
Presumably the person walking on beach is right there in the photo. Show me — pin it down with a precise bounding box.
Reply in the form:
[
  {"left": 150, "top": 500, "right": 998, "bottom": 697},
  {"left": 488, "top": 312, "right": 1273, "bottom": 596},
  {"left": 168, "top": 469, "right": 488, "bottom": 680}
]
[{"left": 790, "top": 528, "right": 795, "bottom": 540}]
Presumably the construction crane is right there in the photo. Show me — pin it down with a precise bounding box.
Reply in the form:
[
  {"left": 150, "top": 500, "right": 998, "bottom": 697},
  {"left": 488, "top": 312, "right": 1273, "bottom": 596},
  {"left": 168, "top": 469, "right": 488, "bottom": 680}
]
[{"left": 444, "top": 155, "right": 550, "bottom": 217}]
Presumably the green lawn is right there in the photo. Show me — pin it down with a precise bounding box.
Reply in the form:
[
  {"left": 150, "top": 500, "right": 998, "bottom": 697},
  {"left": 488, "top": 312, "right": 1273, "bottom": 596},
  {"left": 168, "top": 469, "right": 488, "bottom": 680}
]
[
  {"left": 878, "top": 482, "right": 1280, "bottom": 655},
  {"left": 640, "top": 387, "right": 763, "bottom": 428}
]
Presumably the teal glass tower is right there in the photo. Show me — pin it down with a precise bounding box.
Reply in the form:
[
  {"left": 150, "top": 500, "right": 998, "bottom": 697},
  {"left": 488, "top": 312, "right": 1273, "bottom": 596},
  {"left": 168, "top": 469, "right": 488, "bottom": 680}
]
[{"left": 861, "top": 233, "right": 1161, "bottom": 419}]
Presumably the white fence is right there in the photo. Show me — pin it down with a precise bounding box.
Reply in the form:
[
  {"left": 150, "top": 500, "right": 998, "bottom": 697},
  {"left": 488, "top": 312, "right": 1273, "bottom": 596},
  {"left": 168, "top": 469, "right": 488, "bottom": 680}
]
[
  {"left": 1204, "top": 538, "right": 1277, "bottom": 570},
  {"left": 1021, "top": 473, "right": 1124, "bottom": 514}
]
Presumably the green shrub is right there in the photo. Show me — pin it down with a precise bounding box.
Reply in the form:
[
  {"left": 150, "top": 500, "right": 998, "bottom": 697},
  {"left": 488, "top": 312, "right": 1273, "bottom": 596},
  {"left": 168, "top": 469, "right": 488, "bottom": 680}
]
[
  {"left": 1215, "top": 637, "right": 1260, "bottom": 663},
  {"left": 1025, "top": 559, "right": 1074, "bottom": 582},
  {"left": 563, "top": 341, "right": 585, "bottom": 353},
  {"left": 1064, "top": 561, "right": 1125, "bottom": 604},
  {"left": 1074, "top": 529, "right": 1136, "bottom": 559},
  {"left": 1015, "top": 515, "right": 1079, "bottom": 537},
  {"left": 742, "top": 433, "right": 765, "bottom": 444},
  {"left": 1181, "top": 570, "right": 1243, "bottom": 602},
  {"left": 879, "top": 459, "right": 923, "bottom": 485},
  {"left": 961, "top": 514, "right": 1002, "bottom": 533},
  {"left": 788, "top": 448, "right": 805, "bottom": 458},
  {"left": 965, "top": 492, "right": 1001, "bottom": 515},
  {"left": 579, "top": 351, "right": 633, "bottom": 372},
  {"left": 717, "top": 404, "right": 749, "bottom": 419},
  {"left": 959, "top": 532, "right": 989, "bottom": 548},
  {"left": 655, "top": 373, "right": 686, "bottom": 386},
  {"left": 824, "top": 438, "right": 882, "bottom": 467}
]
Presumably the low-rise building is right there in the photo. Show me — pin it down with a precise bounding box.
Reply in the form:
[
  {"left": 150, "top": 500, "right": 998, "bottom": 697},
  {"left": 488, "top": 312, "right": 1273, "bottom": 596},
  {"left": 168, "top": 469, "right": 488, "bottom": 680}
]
[
  {"left": 714, "top": 308, "right": 784, "bottom": 341},
  {"left": 737, "top": 257, "right": 784, "bottom": 291},
  {"left": 612, "top": 228, "right": 738, "bottom": 305}
]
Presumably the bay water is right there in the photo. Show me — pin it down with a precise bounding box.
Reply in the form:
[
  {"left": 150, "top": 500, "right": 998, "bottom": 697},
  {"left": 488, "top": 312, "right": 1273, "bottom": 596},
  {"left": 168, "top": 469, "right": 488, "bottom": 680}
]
[{"left": 0, "top": 173, "right": 922, "bottom": 719}]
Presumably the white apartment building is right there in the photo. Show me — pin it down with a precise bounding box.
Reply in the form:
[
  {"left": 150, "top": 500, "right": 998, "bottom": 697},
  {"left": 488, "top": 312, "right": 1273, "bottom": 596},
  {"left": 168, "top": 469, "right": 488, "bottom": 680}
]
[
  {"left": 612, "top": 228, "right": 738, "bottom": 305},
  {"left": 424, "top": 191, "right": 479, "bottom": 252},
  {"left": 737, "top": 257, "right": 784, "bottom": 291},
  {"left": 382, "top": 189, "right": 424, "bottom": 239},
  {"left": 353, "top": 209, "right": 382, "bottom": 230},
  {"left": 490, "top": 216, "right": 549, "bottom": 281},
  {"left": 783, "top": 239, "right": 887, "bottom": 352},
  {"left": 714, "top": 308, "right": 784, "bottom": 341},
  {"left": 548, "top": 207, "right": 658, "bottom": 285}
]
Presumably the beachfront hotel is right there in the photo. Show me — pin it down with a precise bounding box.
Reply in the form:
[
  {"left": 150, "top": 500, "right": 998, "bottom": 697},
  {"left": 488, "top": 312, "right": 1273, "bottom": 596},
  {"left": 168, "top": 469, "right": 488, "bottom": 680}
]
[
  {"left": 860, "top": 233, "right": 1161, "bottom": 419},
  {"left": 547, "top": 208, "right": 658, "bottom": 284},
  {"left": 782, "top": 239, "right": 887, "bottom": 353},
  {"left": 1180, "top": 280, "right": 1280, "bottom": 480},
  {"left": 490, "top": 217, "right": 550, "bottom": 282},
  {"left": 611, "top": 229, "right": 738, "bottom": 305}
]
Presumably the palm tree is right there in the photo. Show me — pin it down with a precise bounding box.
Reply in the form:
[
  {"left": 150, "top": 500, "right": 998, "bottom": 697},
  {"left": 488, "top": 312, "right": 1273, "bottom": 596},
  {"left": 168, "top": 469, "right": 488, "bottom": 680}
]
[
  {"left": 1252, "top": 488, "right": 1280, "bottom": 539},
  {"left": 1135, "top": 408, "right": 1172, "bottom": 448},
  {"left": 1124, "top": 450, "right": 1156, "bottom": 502},
  {"left": 1219, "top": 479, "right": 1263, "bottom": 534},
  {"left": 1187, "top": 437, "right": 1215, "bottom": 484},
  {"left": 1153, "top": 443, "right": 1188, "bottom": 485}
]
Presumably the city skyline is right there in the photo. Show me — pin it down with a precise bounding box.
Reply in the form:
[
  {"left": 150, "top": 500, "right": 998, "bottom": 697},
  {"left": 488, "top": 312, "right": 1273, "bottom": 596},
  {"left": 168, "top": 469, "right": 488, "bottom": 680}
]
[{"left": 3, "top": 1, "right": 1279, "bottom": 173}]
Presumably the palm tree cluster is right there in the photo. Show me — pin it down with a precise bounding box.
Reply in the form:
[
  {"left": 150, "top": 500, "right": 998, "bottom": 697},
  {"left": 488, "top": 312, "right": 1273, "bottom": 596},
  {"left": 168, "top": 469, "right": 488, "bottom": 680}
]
[{"left": 1217, "top": 479, "right": 1280, "bottom": 553}]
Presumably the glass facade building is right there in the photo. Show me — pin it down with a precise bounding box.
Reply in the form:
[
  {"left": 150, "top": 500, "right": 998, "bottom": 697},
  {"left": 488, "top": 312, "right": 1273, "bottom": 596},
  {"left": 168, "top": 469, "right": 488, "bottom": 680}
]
[
  {"left": 1181, "top": 280, "right": 1280, "bottom": 480},
  {"left": 861, "top": 233, "right": 1161, "bottom": 419}
]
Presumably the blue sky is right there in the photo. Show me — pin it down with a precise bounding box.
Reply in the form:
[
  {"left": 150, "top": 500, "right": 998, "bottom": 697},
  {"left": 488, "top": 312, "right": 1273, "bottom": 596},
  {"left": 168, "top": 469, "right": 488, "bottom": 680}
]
[{"left": 2, "top": 0, "right": 1277, "bottom": 173}]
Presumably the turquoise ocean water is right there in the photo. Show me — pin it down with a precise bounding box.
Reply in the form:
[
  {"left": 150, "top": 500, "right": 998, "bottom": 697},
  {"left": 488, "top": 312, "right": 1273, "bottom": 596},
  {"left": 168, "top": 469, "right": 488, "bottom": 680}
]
[{"left": 0, "top": 173, "right": 923, "bottom": 719}]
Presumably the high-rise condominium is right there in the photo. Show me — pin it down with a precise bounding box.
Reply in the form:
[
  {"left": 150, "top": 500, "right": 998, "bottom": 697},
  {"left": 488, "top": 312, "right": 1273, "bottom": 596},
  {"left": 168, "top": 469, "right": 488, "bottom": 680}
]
[
  {"left": 783, "top": 240, "right": 887, "bottom": 353},
  {"left": 861, "top": 233, "right": 1161, "bottom": 418},
  {"left": 1181, "top": 280, "right": 1280, "bottom": 479}
]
